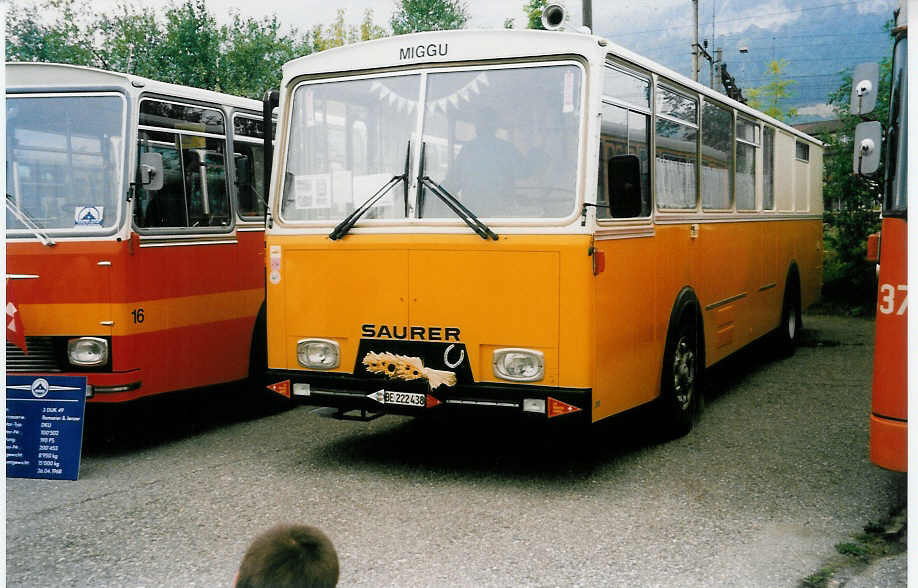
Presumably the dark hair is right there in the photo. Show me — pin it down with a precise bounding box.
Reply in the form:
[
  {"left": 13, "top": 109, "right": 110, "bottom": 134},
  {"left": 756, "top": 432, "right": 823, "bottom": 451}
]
[{"left": 236, "top": 524, "right": 339, "bottom": 588}]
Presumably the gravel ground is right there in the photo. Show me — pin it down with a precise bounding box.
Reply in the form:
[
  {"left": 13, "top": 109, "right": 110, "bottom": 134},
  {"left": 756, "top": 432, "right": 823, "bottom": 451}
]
[{"left": 6, "top": 312, "right": 905, "bottom": 587}]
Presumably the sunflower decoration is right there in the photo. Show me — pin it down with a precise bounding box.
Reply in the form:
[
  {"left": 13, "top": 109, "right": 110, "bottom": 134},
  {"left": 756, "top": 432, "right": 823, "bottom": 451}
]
[{"left": 362, "top": 351, "right": 457, "bottom": 390}]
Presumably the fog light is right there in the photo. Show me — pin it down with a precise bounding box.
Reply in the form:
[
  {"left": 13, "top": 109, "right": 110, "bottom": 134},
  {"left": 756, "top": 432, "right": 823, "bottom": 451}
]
[
  {"left": 493, "top": 348, "right": 544, "bottom": 382},
  {"left": 297, "top": 338, "right": 339, "bottom": 369},
  {"left": 67, "top": 337, "right": 109, "bottom": 367},
  {"left": 522, "top": 398, "right": 546, "bottom": 413}
]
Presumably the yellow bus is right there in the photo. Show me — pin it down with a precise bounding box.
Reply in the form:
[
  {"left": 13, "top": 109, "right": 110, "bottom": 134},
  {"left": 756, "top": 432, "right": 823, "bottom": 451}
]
[{"left": 263, "top": 26, "right": 822, "bottom": 436}]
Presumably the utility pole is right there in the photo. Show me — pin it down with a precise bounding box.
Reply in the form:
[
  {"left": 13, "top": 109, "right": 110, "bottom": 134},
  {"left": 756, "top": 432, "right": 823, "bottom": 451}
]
[
  {"left": 582, "top": 0, "right": 592, "bottom": 30},
  {"left": 692, "top": 0, "right": 699, "bottom": 81}
]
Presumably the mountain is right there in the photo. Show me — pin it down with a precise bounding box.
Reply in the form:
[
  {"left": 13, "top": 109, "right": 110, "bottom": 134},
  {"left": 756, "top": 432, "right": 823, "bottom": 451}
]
[{"left": 603, "top": 4, "right": 894, "bottom": 123}]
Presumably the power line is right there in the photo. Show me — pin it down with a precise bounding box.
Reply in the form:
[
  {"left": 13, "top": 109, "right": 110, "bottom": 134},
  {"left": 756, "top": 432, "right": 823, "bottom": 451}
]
[{"left": 609, "top": 0, "right": 891, "bottom": 37}]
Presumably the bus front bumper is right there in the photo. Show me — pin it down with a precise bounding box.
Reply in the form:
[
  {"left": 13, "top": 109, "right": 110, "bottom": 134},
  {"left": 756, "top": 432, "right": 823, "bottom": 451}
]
[
  {"left": 870, "top": 413, "right": 907, "bottom": 472},
  {"left": 267, "top": 370, "right": 590, "bottom": 422}
]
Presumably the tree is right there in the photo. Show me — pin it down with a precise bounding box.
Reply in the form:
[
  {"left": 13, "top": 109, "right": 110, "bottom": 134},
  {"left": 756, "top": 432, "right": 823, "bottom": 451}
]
[
  {"left": 818, "top": 55, "right": 892, "bottom": 311},
  {"left": 6, "top": 0, "right": 96, "bottom": 65},
  {"left": 219, "top": 12, "right": 311, "bottom": 99},
  {"left": 311, "top": 9, "right": 386, "bottom": 52},
  {"left": 94, "top": 2, "right": 162, "bottom": 77},
  {"left": 745, "top": 59, "right": 797, "bottom": 121},
  {"left": 390, "top": 0, "right": 469, "bottom": 35},
  {"left": 152, "top": 0, "right": 222, "bottom": 89},
  {"left": 524, "top": 0, "right": 548, "bottom": 29}
]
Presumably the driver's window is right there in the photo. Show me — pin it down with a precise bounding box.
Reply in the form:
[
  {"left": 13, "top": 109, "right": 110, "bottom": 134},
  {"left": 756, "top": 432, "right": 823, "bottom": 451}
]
[{"left": 135, "top": 99, "right": 231, "bottom": 230}]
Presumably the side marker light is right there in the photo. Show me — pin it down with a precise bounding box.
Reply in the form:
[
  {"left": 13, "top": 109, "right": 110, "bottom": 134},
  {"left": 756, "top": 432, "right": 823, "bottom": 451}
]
[
  {"left": 547, "top": 397, "right": 581, "bottom": 418},
  {"left": 267, "top": 380, "right": 291, "bottom": 399}
]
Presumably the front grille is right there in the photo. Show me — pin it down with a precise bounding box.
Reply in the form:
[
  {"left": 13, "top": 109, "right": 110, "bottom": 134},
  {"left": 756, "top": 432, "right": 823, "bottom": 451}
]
[{"left": 6, "top": 337, "right": 63, "bottom": 372}]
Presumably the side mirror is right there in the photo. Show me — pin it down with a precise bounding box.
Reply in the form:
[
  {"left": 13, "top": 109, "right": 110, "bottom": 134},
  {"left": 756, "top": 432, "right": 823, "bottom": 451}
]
[
  {"left": 139, "top": 152, "right": 164, "bottom": 191},
  {"left": 853, "top": 121, "right": 882, "bottom": 176},
  {"left": 608, "top": 154, "right": 642, "bottom": 218},
  {"left": 850, "top": 63, "right": 879, "bottom": 116}
]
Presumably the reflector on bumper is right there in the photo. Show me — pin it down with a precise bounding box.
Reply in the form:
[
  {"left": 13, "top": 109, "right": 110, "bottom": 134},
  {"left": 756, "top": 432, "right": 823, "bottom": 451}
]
[{"left": 547, "top": 397, "right": 581, "bottom": 418}]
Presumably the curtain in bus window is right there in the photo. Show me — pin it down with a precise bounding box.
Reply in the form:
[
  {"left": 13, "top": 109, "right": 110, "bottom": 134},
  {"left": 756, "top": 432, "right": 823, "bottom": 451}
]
[
  {"left": 655, "top": 121, "right": 697, "bottom": 209},
  {"left": 701, "top": 101, "right": 732, "bottom": 209},
  {"left": 420, "top": 65, "right": 581, "bottom": 219},
  {"left": 735, "top": 142, "right": 756, "bottom": 210},
  {"left": 763, "top": 126, "right": 775, "bottom": 210},
  {"left": 282, "top": 75, "right": 419, "bottom": 221},
  {"left": 6, "top": 95, "right": 124, "bottom": 232}
]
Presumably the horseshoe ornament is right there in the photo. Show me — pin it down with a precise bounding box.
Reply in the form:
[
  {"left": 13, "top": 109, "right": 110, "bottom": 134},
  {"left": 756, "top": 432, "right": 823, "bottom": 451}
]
[{"left": 443, "top": 344, "right": 465, "bottom": 369}]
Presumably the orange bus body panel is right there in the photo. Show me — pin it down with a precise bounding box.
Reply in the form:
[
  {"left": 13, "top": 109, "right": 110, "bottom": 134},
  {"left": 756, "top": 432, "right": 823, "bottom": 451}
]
[
  {"left": 7, "top": 229, "right": 264, "bottom": 403},
  {"left": 870, "top": 216, "right": 907, "bottom": 471}
]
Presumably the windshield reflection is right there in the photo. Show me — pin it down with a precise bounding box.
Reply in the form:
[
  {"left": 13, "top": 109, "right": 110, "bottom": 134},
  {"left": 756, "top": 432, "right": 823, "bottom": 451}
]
[
  {"left": 6, "top": 95, "right": 125, "bottom": 233},
  {"left": 281, "top": 63, "right": 582, "bottom": 223}
]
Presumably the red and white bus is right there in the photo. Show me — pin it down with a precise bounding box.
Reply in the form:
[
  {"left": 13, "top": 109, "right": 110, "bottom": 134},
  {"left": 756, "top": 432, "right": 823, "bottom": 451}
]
[
  {"left": 5, "top": 63, "right": 271, "bottom": 402},
  {"left": 853, "top": 5, "right": 907, "bottom": 472}
]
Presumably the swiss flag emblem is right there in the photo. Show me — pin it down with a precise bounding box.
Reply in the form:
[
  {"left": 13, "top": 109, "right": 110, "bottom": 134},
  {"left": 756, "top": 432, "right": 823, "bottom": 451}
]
[{"left": 6, "top": 279, "right": 27, "bottom": 354}]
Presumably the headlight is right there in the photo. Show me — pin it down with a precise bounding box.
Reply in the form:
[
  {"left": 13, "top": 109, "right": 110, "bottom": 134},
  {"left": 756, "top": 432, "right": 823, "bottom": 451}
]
[
  {"left": 492, "top": 348, "right": 544, "bottom": 382},
  {"left": 67, "top": 337, "right": 109, "bottom": 367},
  {"left": 297, "top": 338, "right": 339, "bottom": 369}
]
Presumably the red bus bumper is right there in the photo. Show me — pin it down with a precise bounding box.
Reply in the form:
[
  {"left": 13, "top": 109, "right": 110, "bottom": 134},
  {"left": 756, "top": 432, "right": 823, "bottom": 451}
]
[
  {"left": 15, "top": 371, "right": 144, "bottom": 403},
  {"left": 869, "top": 413, "right": 907, "bottom": 472}
]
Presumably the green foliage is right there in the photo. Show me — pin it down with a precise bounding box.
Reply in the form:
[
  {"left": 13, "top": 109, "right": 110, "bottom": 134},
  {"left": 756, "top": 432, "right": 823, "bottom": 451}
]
[
  {"left": 525, "top": 0, "right": 548, "bottom": 29},
  {"left": 746, "top": 59, "right": 798, "bottom": 121},
  {"left": 312, "top": 8, "right": 386, "bottom": 51},
  {"left": 818, "top": 34, "right": 893, "bottom": 310},
  {"left": 155, "top": 0, "right": 222, "bottom": 89},
  {"left": 219, "top": 13, "right": 311, "bottom": 99},
  {"left": 6, "top": 0, "right": 96, "bottom": 65},
  {"left": 94, "top": 3, "right": 161, "bottom": 78},
  {"left": 390, "top": 0, "right": 469, "bottom": 35},
  {"left": 5, "top": 0, "right": 387, "bottom": 98}
]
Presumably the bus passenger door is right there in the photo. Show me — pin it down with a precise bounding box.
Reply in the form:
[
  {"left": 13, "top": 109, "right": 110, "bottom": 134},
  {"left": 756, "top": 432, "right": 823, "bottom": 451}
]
[{"left": 133, "top": 99, "right": 244, "bottom": 396}]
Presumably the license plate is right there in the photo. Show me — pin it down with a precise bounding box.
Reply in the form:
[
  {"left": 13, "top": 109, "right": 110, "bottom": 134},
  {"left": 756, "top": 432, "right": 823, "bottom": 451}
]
[{"left": 383, "top": 391, "right": 426, "bottom": 407}]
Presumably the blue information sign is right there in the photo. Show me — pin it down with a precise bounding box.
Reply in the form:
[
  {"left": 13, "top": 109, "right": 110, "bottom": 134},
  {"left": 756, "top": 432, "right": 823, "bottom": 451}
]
[{"left": 7, "top": 375, "right": 87, "bottom": 481}]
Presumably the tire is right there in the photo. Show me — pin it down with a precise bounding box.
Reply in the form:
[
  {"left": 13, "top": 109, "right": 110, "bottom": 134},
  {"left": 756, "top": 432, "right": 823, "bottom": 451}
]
[
  {"left": 773, "top": 277, "right": 801, "bottom": 358},
  {"left": 657, "top": 308, "right": 702, "bottom": 439}
]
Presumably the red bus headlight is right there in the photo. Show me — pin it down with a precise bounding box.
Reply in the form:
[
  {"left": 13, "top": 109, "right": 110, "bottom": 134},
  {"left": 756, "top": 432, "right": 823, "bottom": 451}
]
[{"left": 67, "top": 337, "right": 109, "bottom": 367}]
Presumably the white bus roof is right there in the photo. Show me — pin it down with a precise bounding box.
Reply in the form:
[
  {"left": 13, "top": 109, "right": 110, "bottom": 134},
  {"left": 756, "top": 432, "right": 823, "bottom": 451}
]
[
  {"left": 5, "top": 62, "right": 263, "bottom": 112},
  {"left": 280, "top": 29, "right": 821, "bottom": 146}
]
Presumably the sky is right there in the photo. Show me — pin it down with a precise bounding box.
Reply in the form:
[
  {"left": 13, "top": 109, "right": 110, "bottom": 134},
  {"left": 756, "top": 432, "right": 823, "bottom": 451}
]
[{"left": 22, "top": 0, "right": 901, "bottom": 120}]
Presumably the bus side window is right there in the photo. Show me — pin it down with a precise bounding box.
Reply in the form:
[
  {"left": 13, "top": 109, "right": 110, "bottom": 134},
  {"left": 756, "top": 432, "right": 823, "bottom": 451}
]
[
  {"left": 136, "top": 99, "right": 231, "bottom": 230},
  {"left": 234, "top": 144, "right": 266, "bottom": 217},
  {"left": 598, "top": 102, "right": 650, "bottom": 218},
  {"left": 701, "top": 100, "right": 732, "bottom": 209},
  {"left": 655, "top": 86, "right": 698, "bottom": 210}
]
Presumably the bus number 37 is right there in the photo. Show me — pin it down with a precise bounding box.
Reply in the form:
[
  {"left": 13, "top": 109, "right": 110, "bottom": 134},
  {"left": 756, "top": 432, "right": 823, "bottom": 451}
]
[{"left": 878, "top": 284, "right": 907, "bottom": 315}]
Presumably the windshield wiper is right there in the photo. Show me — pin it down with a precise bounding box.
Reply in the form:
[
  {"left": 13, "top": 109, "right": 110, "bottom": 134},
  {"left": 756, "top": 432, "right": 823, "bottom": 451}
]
[
  {"left": 6, "top": 194, "right": 55, "bottom": 247},
  {"left": 329, "top": 142, "right": 411, "bottom": 240},
  {"left": 417, "top": 143, "right": 498, "bottom": 241}
]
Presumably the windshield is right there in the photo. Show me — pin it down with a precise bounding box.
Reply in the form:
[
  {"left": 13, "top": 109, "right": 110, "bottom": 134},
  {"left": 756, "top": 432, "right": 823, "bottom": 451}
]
[
  {"left": 6, "top": 94, "right": 126, "bottom": 233},
  {"left": 885, "top": 37, "right": 907, "bottom": 213},
  {"left": 282, "top": 74, "right": 418, "bottom": 221},
  {"left": 281, "top": 62, "right": 583, "bottom": 223},
  {"left": 421, "top": 65, "right": 581, "bottom": 218}
]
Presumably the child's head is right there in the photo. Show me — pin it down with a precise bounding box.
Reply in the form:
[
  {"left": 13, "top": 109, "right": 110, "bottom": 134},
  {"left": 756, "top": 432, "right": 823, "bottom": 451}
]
[{"left": 235, "top": 524, "right": 339, "bottom": 588}]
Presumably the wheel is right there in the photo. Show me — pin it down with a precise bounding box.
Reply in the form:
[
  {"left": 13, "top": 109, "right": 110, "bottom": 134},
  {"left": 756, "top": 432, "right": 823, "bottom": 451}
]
[
  {"left": 657, "top": 311, "right": 702, "bottom": 438},
  {"left": 773, "top": 278, "right": 801, "bottom": 357}
]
